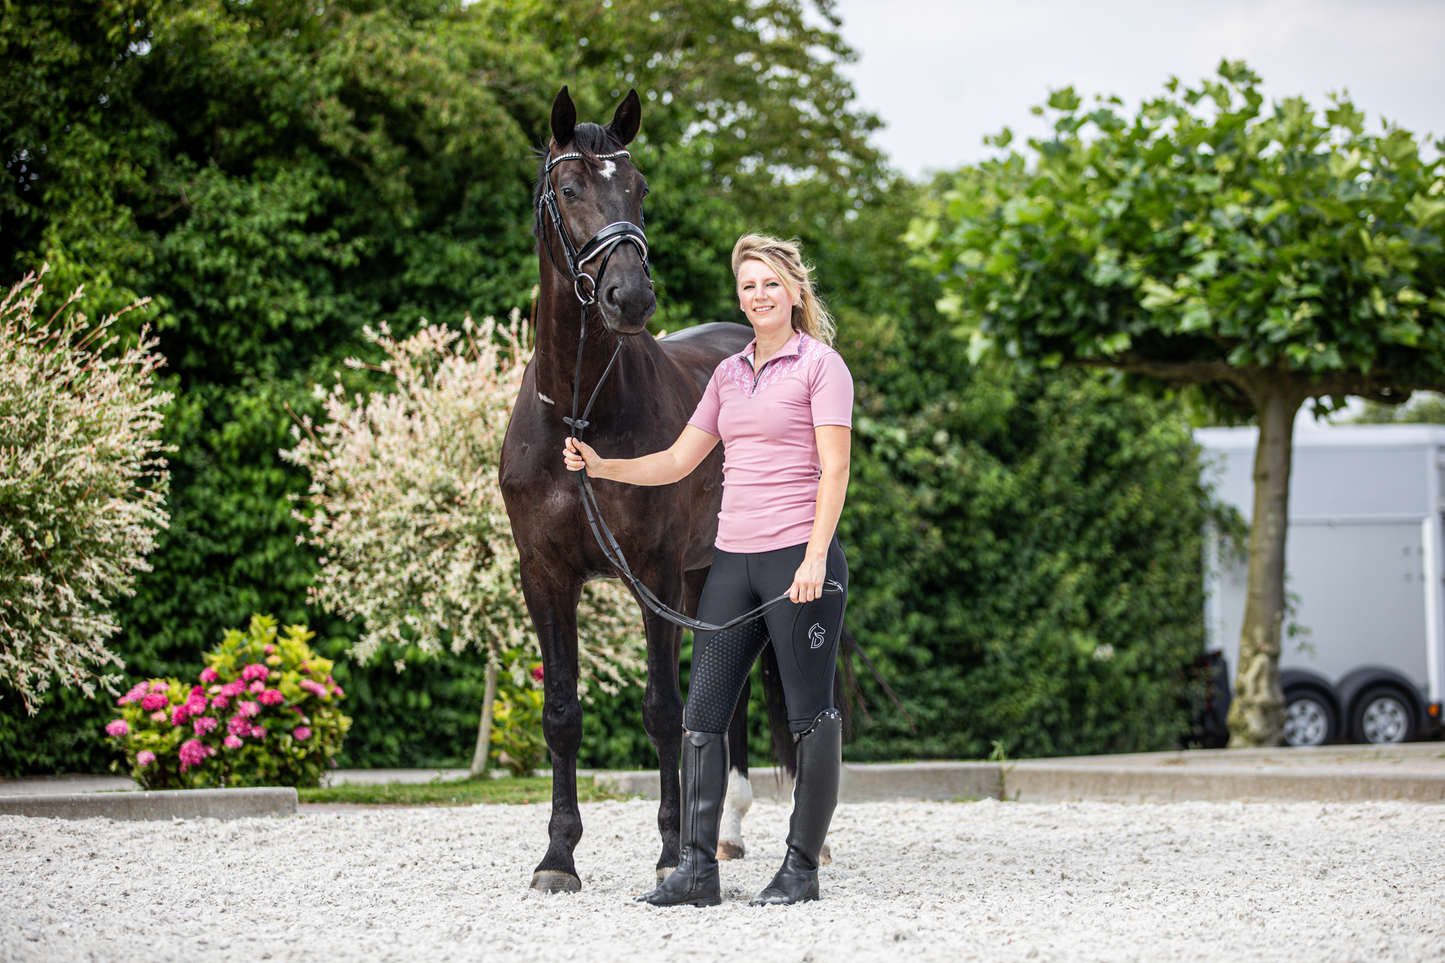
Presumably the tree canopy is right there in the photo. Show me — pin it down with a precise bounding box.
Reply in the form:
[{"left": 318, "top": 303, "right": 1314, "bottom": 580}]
[{"left": 909, "top": 61, "right": 1445, "bottom": 745}]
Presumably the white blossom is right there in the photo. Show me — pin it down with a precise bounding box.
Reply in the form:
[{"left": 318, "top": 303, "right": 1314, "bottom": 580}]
[
  {"left": 283, "top": 314, "right": 645, "bottom": 695},
  {"left": 0, "top": 267, "right": 173, "bottom": 712}
]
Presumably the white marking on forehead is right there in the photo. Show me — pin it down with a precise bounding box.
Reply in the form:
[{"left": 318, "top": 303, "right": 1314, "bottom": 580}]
[{"left": 599, "top": 160, "right": 617, "bottom": 180}]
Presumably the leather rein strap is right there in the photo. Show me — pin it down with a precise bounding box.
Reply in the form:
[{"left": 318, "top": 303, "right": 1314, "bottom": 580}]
[{"left": 540, "top": 147, "right": 840, "bottom": 634}]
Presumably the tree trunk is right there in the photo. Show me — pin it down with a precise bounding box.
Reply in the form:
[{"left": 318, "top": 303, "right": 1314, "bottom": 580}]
[
  {"left": 469, "top": 660, "right": 500, "bottom": 778},
  {"left": 1226, "top": 379, "right": 1306, "bottom": 748}
]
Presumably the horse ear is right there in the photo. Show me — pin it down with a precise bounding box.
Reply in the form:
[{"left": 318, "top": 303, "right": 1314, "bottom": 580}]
[
  {"left": 607, "top": 89, "right": 642, "bottom": 146},
  {"left": 551, "top": 86, "right": 577, "bottom": 147}
]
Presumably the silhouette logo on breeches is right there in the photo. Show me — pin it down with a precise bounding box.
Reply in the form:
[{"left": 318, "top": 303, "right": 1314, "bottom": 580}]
[{"left": 808, "top": 623, "right": 826, "bottom": 650}]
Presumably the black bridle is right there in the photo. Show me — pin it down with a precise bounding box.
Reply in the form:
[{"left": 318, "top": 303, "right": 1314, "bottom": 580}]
[{"left": 540, "top": 146, "right": 840, "bottom": 634}]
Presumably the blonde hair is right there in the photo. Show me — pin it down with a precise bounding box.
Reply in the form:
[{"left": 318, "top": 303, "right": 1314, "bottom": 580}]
[{"left": 730, "top": 234, "right": 836, "bottom": 347}]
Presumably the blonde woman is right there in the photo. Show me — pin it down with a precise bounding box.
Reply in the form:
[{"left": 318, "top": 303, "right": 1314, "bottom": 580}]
[{"left": 565, "top": 234, "right": 852, "bottom": 907}]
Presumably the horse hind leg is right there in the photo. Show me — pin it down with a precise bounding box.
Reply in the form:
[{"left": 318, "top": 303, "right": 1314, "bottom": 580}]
[{"left": 718, "top": 674, "right": 753, "bottom": 860}]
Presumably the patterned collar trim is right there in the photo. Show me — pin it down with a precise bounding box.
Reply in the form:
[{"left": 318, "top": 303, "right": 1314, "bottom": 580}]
[{"left": 723, "top": 332, "right": 819, "bottom": 398}]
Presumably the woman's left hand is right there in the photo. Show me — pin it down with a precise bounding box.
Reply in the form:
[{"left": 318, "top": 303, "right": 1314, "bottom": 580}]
[{"left": 788, "top": 555, "right": 827, "bottom": 604}]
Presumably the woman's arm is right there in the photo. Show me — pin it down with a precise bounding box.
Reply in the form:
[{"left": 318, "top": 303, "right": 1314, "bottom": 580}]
[
  {"left": 788, "top": 424, "right": 851, "bottom": 603},
  {"left": 563, "top": 425, "right": 720, "bottom": 486}
]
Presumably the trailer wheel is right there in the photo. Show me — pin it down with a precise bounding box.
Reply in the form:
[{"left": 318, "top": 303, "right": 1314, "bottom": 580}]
[
  {"left": 1351, "top": 686, "right": 1415, "bottom": 744},
  {"left": 1282, "top": 688, "right": 1335, "bottom": 747}
]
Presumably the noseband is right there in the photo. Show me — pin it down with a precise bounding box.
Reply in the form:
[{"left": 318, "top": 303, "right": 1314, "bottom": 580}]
[{"left": 538, "top": 148, "right": 651, "bottom": 305}]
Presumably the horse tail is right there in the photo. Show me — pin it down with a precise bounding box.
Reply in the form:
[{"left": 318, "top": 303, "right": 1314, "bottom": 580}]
[
  {"left": 758, "top": 643, "right": 797, "bottom": 776},
  {"left": 842, "top": 624, "right": 914, "bottom": 734}
]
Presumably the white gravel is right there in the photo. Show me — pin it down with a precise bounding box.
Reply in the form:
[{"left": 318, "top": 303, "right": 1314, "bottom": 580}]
[{"left": 2, "top": 797, "right": 1443, "bottom": 963}]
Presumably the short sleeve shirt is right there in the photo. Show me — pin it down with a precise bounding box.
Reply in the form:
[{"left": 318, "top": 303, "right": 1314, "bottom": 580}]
[{"left": 688, "top": 331, "right": 853, "bottom": 553}]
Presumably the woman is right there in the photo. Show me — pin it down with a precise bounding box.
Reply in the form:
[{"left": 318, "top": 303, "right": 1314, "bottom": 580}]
[{"left": 564, "top": 233, "right": 852, "bottom": 908}]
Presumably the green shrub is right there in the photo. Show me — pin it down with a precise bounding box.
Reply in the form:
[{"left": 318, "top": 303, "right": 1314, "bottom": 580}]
[{"left": 104, "top": 615, "right": 349, "bottom": 788}]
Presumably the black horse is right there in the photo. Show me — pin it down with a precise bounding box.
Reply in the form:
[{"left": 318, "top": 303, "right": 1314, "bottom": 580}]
[{"left": 500, "top": 87, "right": 777, "bottom": 893}]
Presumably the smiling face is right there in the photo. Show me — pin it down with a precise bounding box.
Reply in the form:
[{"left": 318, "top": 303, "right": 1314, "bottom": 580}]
[{"left": 736, "top": 258, "right": 797, "bottom": 341}]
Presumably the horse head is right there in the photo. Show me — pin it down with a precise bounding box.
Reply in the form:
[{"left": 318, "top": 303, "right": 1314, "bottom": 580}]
[{"left": 538, "top": 86, "right": 656, "bottom": 336}]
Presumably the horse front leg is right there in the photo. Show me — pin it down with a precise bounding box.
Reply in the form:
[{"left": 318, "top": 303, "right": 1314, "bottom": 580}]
[{"left": 521, "top": 564, "right": 586, "bottom": 894}]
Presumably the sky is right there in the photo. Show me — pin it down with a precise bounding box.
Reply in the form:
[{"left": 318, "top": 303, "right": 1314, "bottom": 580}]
[{"left": 827, "top": 0, "right": 1445, "bottom": 179}]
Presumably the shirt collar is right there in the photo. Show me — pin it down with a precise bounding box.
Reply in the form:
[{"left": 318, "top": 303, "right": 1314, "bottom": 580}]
[{"left": 743, "top": 330, "right": 805, "bottom": 366}]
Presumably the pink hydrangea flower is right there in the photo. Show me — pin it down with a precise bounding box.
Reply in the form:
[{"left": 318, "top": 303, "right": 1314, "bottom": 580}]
[
  {"left": 298, "top": 664, "right": 311, "bottom": 674},
  {"left": 211, "top": 696, "right": 230, "bottom": 710},
  {"left": 237, "top": 700, "right": 260, "bottom": 718},
  {"left": 199, "top": 666, "right": 220, "bottom": 684},
  {"left": 193, "top": 716, "right": 218, "bottom": 736},
  {"left": 190, "top": 685, "right": 206, "bottom": 698},
  {"left": 178, "top": 738, "right": 208, "bottom": 768},
  {"left": 330, "top": 684, "right": 344, "bottom": 697},
  {"left": 170, "top": 704, "right": 191, "bottom": 726},
  {"left": 241, "top": 663, "right": 269, "bottom": 682},
  {"left": 263, "top": 644, "right": 276, "bottom": 655},
  {"left": 221, "top": 680, "right": 245, "bottom": 698},
  {"left": 149, "top": 711, "right": 167, "bottom": 723},
  {"left": 257, "top": 689, "right": 284, "bottom": 706},
  {"left": 118, "top": 683, "right": 148, "bottom": 706},
  {"left": 223, "top": 735, "right": 243, "bottom": 749},
  {"left": 105, "top": 719, "right": 129, "bottom": 737},
  {"left": 292, "top": 726, "right": 312, "bottom": 741},
  {"left": 227, "top": 715, "right": 252, "bottom": 737},
  {"left": 140, "top": 693, "right": 168, "bottom": 712},
  {"left": 251, "top": 727, "right": 267, "bottom": 739},
  {"left": 299, "top": 679, "right": 327, "bottom": 697},
  {"left": 149, "top": 681, "right": 169, "bottom": 692},
  {"left": 249, "top": 680, "right": 265, "bottom": 694},
  {"left": 136, "top": 750, "right": 156, "bottom": 767},
  {"left": 531, "top": 665, "right": 544, "bottom": 681}
]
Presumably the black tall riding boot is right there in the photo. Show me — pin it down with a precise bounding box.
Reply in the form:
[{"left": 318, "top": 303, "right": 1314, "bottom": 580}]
[
  {"left": 637, "top": 729, "right": 728, "bottom": 907},
  {"left": 750, "top": 708, "right": 842, "bottom": 906}
]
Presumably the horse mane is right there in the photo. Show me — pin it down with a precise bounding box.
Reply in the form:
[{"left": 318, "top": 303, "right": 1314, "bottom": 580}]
[{"left": 532, "top": 122, "right": 627, "bottom": 240}]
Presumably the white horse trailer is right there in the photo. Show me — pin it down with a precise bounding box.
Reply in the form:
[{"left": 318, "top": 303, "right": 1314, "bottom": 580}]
[{"left": 1197, "top": 424, "right": 1445, "bottom": 746}]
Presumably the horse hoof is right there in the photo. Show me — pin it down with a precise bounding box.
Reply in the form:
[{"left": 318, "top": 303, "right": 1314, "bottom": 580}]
[
  {"left": 531, "top": 870, "right": 581, "bottom": 894},
  {"left": 819, "top": 843, "right": 831, "bottom": 866},
  {"left": 656, "top": 866, "right": 675, "bottom": 882},
  {"left": 717, "top": 840, "right": 745, "bottom": 861}
]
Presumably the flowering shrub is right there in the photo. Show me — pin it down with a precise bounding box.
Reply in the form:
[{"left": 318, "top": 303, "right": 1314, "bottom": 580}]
[
  {"left": 283, "top": 314, "right": 645, "bottom": 697},
  {"left": 0, "top": 267, "right": 172, "bottom": 712},
  {"left": 490, "top": 657, "right": 548, "bottom": 777},
  {"left": 104, "top": 615, "right": 350, "bottom": 789}
]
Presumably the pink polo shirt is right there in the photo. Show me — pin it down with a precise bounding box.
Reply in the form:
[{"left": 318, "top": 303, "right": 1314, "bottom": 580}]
[{"left": 688, "top": 331, "right": 853, "bottom": 553}]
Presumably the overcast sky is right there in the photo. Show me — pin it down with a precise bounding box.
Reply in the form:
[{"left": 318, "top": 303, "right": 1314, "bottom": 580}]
[{"left": 828, "top": 0, "right": 1445, "bottom": 179}]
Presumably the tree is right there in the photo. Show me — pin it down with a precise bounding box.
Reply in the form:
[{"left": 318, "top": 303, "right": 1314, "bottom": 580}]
[
  {"left": 0, "top": 268, "right": 171, "bottom": 711},
  {"left": 909, "top": 61, "right": 1445, "bottom": 746},
  {"left": 284, "top": 313, "right": 645, "bottom": 775}
]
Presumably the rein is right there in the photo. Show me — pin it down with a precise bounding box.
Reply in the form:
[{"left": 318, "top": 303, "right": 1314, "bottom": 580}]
[{"left": 539, "top": 147, "right": 841, "bottom": 633}]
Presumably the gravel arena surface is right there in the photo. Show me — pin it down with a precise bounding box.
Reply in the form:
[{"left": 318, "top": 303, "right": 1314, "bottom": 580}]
[{"left": 3, "top": 797, "right": 1444, "bottom": 963}]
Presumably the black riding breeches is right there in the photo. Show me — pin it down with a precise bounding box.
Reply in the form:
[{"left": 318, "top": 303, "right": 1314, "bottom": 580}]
[{"left": 683, "top": 536, "right": 848, "bottom": 735}]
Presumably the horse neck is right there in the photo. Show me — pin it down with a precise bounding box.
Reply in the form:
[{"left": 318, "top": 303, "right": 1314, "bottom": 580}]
[{"left": 532, "top": 275, "right": 629, "bottom": 421}]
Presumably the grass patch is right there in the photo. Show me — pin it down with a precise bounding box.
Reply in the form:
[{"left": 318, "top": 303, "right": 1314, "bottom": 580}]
[{"left": 297, "top": 775, "right": 628, "bottom": 807}]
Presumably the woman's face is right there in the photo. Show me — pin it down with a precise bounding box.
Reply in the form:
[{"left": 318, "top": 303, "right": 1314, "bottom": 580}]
[{"left": 736, "top": 258, "right": 796, "bottom": 340}]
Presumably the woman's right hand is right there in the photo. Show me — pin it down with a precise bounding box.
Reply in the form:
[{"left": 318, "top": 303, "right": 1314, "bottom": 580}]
[{"left": 564, "top": 436, "right": 602, "bottom": 476}]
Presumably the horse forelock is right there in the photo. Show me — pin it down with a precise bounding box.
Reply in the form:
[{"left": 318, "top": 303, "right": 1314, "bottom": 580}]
[{"left": 532, "top": 123, "right": 630, "bottom": 240}]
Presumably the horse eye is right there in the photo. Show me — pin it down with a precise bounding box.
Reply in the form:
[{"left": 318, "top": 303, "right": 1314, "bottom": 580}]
[
  {"left": 641, "top": 187, "right": 650, "bottom": 199},
  {"left": 561, "top": 187, "right": 576, "bottom": 199}
]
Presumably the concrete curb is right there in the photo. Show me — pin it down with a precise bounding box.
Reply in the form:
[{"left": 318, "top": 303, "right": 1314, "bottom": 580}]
[
  {"left": 596, "top": 758, "right": 1445, "bottom": 805},
  {"left": 0, "top": 787, "right": 297, "bottom": 821}
]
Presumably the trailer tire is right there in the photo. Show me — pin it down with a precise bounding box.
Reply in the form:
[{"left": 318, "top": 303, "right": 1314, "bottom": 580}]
[
  {"left": 1282, "top": 688, "right": 1335, "bottom": 747},
  {"left": 1351, "top": 686, "right": 1415, "bottom": 744}
]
